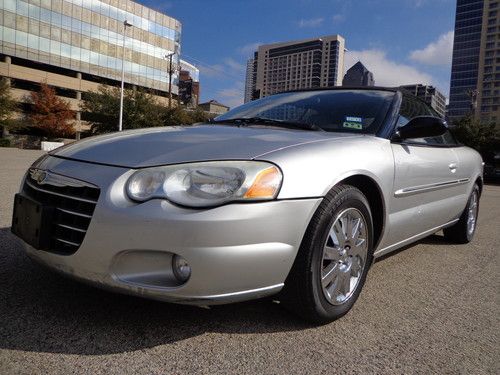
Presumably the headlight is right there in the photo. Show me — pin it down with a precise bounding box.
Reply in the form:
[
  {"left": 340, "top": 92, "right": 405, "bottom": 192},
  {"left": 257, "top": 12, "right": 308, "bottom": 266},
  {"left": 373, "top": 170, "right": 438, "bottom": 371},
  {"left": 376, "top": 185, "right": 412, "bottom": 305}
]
[{"left": 126, "top": 161, "right": 282, "bottom": 207}]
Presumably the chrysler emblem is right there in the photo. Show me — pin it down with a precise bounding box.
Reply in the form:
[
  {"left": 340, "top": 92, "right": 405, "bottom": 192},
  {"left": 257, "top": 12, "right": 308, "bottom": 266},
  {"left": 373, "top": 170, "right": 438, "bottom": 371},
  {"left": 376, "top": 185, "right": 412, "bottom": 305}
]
[{"left": 29, "top": 169, "right": 48, "bottom": 185}]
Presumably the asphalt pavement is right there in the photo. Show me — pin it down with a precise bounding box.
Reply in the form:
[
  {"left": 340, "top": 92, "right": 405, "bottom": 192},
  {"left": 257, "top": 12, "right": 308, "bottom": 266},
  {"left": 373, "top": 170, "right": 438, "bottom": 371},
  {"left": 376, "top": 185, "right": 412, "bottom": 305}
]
[{"left": 0, "top": 148, "right": 498, "bottom": 374}]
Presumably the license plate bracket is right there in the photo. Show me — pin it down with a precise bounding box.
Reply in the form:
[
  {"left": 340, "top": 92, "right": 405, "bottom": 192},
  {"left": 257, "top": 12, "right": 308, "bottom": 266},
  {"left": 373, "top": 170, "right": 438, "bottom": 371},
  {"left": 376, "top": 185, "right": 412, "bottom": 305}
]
[{"left": 11, "top": 194, "right": 54, "bottom": 250}]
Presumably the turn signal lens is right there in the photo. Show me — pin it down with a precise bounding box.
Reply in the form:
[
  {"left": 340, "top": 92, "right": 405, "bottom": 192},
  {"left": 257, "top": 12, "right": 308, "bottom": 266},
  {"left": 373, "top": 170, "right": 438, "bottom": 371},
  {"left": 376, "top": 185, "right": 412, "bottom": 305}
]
[{"left": 244, "top": 166, "right": 281, "bottom": 199}]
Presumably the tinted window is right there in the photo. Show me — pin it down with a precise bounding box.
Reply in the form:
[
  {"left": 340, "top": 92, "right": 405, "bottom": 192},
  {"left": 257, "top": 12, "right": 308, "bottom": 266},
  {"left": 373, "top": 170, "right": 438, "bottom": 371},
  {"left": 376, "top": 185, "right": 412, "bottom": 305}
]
[
  {"left": 398, "top": 93, "right": 458, "bottom": 146},
  {"left": 399, "top": 92, "right": 436, "bottom": 118},
  {"left": 216, "top": 90, "right": 395, "bottom": 134}
]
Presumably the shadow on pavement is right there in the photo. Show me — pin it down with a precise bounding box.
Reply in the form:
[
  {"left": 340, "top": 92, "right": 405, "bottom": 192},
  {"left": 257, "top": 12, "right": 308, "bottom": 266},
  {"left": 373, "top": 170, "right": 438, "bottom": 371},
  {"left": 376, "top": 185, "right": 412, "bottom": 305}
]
[
  {"left": 0, "top": 227, "right": 454, "bottom": 356},
  {"left": 484, "top": 180, "right": 500, "bottom": 186},
  {"left": 0, "top": 227, "right": 310, "bottom": 356},
  {"left": 375, "top": 233, "right": 450, "bottom": 263}
]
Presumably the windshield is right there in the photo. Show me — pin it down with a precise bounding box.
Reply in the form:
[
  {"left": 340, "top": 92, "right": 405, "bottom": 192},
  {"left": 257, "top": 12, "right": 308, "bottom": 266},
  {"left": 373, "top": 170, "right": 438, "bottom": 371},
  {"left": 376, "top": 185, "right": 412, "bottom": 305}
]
[{"left": 215, "top": 89, "right": 395, "bottom": 134}]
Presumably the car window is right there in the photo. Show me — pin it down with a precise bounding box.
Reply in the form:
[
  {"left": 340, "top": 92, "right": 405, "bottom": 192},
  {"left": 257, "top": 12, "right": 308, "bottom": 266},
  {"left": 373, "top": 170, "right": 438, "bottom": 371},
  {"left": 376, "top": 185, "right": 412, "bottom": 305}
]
[
  {"left": 215, "top": 90, "right": 395, "bottom": 134},
  {"left": 397, "top": 93, "right": 458, "bottom": 146}
]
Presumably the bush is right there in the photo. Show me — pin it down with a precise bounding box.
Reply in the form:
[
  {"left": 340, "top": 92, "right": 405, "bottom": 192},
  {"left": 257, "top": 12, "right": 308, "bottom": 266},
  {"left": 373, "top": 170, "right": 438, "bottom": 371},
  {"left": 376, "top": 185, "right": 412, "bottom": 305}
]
[
  {"left": 451, "top": 115, "right": 499, "bottom": 154},
  {"left": 0, "top": 138, "right": 11, "bottom": 147}
]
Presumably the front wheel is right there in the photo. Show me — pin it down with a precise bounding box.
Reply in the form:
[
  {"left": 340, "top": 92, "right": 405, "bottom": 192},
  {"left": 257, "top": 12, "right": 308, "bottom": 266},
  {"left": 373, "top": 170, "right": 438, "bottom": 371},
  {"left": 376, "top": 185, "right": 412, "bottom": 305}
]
[{"left": 280, "top": 185, "right": 374, "bottom": 324}]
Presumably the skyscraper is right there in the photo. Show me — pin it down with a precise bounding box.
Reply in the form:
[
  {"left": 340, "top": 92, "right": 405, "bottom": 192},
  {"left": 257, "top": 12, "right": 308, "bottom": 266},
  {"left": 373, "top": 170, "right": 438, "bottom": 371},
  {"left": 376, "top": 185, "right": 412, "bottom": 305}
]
[
  {"left": 449, "top": 0, "right": 499, "bottom": 125},
  {"left": 245, "top": 35, "right": 345, "bottom": 100},
  {"left": 476, "top": 0, "right": 500, "bottom": 124},
  {"left": 342, "top": 61, "right": 374, "bottom": 87},
  {"left": 449, "top": 0, "right": 484, "bottom": 122},
  {"left": 244, "top": 56, "right": 256, "bottom": 103}
]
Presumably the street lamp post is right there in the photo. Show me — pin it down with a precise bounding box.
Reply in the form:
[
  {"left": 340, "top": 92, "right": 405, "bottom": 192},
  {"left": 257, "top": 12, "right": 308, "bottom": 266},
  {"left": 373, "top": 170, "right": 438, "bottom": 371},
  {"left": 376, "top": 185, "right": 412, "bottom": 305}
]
[
  {"left": 165, "top": 53, "right": 175, "bottom": 109},
  {"left": 118, "top": 20, "right": 132, "bottom": 132}
]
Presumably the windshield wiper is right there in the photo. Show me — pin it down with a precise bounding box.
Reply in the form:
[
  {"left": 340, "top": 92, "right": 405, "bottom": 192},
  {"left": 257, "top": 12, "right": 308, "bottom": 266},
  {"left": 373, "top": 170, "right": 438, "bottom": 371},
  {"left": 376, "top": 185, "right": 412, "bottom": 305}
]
[{"left": 209, "top": 117, "right": 323, "bottom": 131}]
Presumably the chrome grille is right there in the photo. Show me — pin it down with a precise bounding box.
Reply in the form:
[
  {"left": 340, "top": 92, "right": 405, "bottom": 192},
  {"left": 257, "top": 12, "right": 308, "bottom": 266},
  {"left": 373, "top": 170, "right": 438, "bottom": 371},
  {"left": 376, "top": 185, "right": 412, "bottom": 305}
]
[{"left": 22, "top": 173, "right": 100, "bottom": 255}]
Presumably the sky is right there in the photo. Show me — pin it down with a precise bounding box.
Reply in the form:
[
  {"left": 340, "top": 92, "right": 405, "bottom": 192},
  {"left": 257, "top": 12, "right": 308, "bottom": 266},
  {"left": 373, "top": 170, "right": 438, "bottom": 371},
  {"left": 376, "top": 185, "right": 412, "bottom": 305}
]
[{"left": 140, "top": 0, "right": 456, "bottom": 109}]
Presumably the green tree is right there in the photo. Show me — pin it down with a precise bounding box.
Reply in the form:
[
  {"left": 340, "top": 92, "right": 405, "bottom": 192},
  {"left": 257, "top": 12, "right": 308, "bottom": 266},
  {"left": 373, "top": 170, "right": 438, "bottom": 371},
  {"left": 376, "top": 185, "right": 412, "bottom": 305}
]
[
  {"left": 187, "top": 107, "right": 214, "bottom": 123},
  {"left": 162, "top": 106, "right": 194, "bottom": 126},
  {"left": 451, "top": 115, "right": 499, "bottom": 153},
  {"left": 29, "top": 83, "right": 74, "bottom": 139},
  {"left": 81, "top": 85, "right": 165, "bottom": 134},
  {"left": 0, "top": 78, "right": 17, "bottom": 136}
]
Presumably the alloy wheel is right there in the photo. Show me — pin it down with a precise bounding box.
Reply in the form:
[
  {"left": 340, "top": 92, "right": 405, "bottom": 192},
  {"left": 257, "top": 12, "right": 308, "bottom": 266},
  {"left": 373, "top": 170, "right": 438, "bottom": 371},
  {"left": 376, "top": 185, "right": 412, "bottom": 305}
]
[
  {"left": 467, "top": 191, "right": 478, "bottom": 236},
  {"left": 320, "top": 208, "right": 368, "bottom": 305}
]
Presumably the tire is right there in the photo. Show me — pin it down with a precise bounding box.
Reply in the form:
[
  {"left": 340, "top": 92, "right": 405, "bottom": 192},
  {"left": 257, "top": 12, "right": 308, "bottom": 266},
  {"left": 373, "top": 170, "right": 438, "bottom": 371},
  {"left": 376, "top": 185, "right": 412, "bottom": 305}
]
[
  {"left": 443, "top": 184, "right": 480, "bottom": 244},
  {"left": 280, "top": 184, "right": 374, "bottom": 324}
]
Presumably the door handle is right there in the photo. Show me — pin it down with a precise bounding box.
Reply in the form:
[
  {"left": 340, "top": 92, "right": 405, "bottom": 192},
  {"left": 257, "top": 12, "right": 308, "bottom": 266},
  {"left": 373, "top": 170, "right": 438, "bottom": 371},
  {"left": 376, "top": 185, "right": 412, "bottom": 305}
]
[{"left": 449, "top": 163, "right": 457, "bottom": 173}]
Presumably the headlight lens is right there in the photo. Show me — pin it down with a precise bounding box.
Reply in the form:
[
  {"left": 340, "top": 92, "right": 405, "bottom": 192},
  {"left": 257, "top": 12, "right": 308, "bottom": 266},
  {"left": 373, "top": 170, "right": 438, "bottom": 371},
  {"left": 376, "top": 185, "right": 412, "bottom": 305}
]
[{"left": 126, "top": 161, "right": 282, "bottom": 207}]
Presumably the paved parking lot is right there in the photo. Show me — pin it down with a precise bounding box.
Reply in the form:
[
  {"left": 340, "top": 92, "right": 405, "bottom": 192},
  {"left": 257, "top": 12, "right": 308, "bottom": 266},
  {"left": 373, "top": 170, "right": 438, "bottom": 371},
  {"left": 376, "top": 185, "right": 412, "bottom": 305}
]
[{"left": 0, "top": 147, "right": 498, "bottom": 374}]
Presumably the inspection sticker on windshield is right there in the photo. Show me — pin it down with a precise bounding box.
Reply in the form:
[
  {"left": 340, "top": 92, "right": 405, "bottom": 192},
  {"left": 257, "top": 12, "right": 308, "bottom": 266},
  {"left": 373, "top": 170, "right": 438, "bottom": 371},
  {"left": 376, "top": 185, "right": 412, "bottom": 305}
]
[{"left": 343, "top": 116, "right": 363, "bottom": 130}]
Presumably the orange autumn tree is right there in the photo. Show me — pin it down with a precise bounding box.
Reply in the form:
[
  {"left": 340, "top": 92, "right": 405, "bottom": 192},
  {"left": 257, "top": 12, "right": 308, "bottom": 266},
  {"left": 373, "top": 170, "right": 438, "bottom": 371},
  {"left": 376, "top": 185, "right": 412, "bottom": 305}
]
[{"left": 29, "top": 83, "right": 74, "bottom": 139}]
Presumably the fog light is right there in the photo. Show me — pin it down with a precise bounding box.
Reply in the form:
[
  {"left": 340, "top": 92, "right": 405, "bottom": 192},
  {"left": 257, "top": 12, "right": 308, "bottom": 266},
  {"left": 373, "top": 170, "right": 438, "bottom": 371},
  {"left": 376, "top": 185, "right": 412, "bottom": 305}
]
[{"left": 172, "top": 255, "right": 191, "bottom": 282}]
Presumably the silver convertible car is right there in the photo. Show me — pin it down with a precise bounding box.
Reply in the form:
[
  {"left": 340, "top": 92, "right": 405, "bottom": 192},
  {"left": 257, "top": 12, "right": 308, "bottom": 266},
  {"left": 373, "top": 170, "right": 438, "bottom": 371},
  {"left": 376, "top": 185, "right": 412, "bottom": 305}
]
[{"left": 12, "top": 87, "right": 483, "bottom": 323}]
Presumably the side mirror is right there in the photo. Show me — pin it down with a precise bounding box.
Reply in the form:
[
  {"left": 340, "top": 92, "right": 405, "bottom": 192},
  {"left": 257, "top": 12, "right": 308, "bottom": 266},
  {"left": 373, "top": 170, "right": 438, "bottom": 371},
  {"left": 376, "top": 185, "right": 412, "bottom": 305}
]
[{"left": 393, "top": 116, "right": 448, "bottom": 141}]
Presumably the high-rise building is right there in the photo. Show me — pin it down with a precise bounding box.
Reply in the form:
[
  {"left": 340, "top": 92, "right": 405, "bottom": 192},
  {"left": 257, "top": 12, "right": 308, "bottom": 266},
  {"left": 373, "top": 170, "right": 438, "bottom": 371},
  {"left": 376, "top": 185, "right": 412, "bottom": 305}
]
[
  {"left": 477, "top": 0, "right": 500, "bottom": 124},
  {"left": 449, "top": 0, "right": 499, "bottom": 125},
  {"left": 342, "top": 61, "right": 374, "bottom": 87},
  {"left": 400, "top": 84, "right": 447, "bottom": 118},
  {"left": 245, "top": 35, "right": 345, "bottom": 100},
  {"left": 0, "top": 0, "right": 182, "bottom": 133},
  {"left": 449, "top": 0, "right": 484, "bottom": 122},
  {"left": 179, "top": 59, "right": 200, "bottom": 107},
  {"left": 244, "top": 56, "right": 256, "bottom": 103}
]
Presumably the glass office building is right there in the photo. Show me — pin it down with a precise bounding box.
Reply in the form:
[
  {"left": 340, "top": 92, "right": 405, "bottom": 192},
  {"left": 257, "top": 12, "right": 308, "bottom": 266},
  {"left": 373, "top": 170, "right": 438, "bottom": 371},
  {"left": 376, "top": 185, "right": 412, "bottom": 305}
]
[
  {"left": 448, "top": 0, "right": 484, "bottom": 122},
  {"left": 0, "top": 0, "right": 182, "bottom": 123}
]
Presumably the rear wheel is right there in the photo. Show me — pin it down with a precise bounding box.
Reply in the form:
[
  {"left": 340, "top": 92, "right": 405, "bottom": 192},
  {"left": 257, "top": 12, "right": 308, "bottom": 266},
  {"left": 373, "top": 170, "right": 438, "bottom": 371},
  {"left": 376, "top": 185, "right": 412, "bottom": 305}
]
[
  {"left": 443, "top": 184, "right": 480, "bottom": 244},
  {"left": 280, "top": 185, "right": 374, "bottom": 324}
]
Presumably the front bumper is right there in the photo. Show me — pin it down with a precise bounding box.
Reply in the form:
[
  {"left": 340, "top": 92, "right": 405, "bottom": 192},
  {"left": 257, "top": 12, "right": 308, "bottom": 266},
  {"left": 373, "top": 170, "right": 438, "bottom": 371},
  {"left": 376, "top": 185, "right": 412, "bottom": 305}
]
[{"left": 22, "top": 156, "right": 321, "bottom": 305}]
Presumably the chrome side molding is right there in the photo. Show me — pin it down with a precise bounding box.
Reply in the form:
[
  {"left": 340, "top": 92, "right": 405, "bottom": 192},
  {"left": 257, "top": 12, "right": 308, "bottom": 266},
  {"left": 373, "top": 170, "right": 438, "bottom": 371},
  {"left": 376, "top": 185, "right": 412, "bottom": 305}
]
[{"left": 394, "top": 178, "right": 470, "bottom": 197}]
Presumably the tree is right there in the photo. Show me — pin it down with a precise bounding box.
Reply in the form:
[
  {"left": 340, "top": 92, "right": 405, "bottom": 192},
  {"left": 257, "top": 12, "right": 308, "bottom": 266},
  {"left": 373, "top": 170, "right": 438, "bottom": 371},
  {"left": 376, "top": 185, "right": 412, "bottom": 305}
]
[
  {"left": 81, "top": 85, "right": 165, "bottom": 134},
  {"left": 81, "top": 85, "right": 213, "bottom": 134},
  {"left": 187, "top": 107, "right": 214, "bottom": 123},
  {"left": 451, "top": 115, "right": 499, "bottom": 154},
  {"left": 0, "top": 78, "right": 17, "bottom": 137},
  {"left": 162, "top": 106, "right": 194, "bottom": 126},
  {"left": 29, "top": 83, "right": 74, "bottom": 139}
]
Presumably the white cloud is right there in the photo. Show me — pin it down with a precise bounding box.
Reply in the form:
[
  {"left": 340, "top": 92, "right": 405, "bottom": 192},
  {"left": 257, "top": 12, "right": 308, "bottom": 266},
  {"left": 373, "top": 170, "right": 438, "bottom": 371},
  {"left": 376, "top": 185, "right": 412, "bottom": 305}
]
[
  {"left": 224, "top": 58, "right": 245, "bottom": 73},
  {"left": 198, "top": 63, "right": 225, "bottom": 78},
  {"left": 298, "top": 17, "right": 324, "bottom": 28},
  {"left": 197, "top": 58, "right": 245, "bottom": 79},
  {"left": 409, "top": 31, "right": 454, "bottom": 66},
  {"left": 344, "top": 49, "right": 434, "bottom": 87},
  {"left": 332, "top": 14, "right": 345, "bottom": 23},
  {"left": 216, "top": 82, "right": 245, "bottom": 109},
  {"left": 238, "top": 42, "right": 262, "bottom": 56}
]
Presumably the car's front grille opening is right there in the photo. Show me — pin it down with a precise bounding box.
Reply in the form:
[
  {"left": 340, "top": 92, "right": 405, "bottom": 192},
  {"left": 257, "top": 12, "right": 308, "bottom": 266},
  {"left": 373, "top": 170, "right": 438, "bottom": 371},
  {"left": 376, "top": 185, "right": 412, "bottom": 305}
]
[{"left": 22, "top": 175, "right": 100, "bottom": 255}]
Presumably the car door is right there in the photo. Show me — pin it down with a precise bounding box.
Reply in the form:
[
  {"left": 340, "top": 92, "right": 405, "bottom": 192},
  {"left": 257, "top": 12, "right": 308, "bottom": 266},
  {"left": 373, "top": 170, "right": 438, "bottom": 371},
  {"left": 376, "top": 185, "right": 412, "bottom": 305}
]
[
  {"left": 451, "top": 143, "right": 480, "bottom": 206},
  {"left": 385, "top": 95, "right": 467, "bottom": 246}
]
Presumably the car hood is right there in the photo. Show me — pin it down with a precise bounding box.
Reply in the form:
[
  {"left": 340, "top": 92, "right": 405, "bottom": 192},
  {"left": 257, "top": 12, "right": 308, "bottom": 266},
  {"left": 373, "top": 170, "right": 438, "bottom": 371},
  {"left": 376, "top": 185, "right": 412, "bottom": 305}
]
[{"left": 51, "top": 125, "right": 358, "bottom": 168}]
